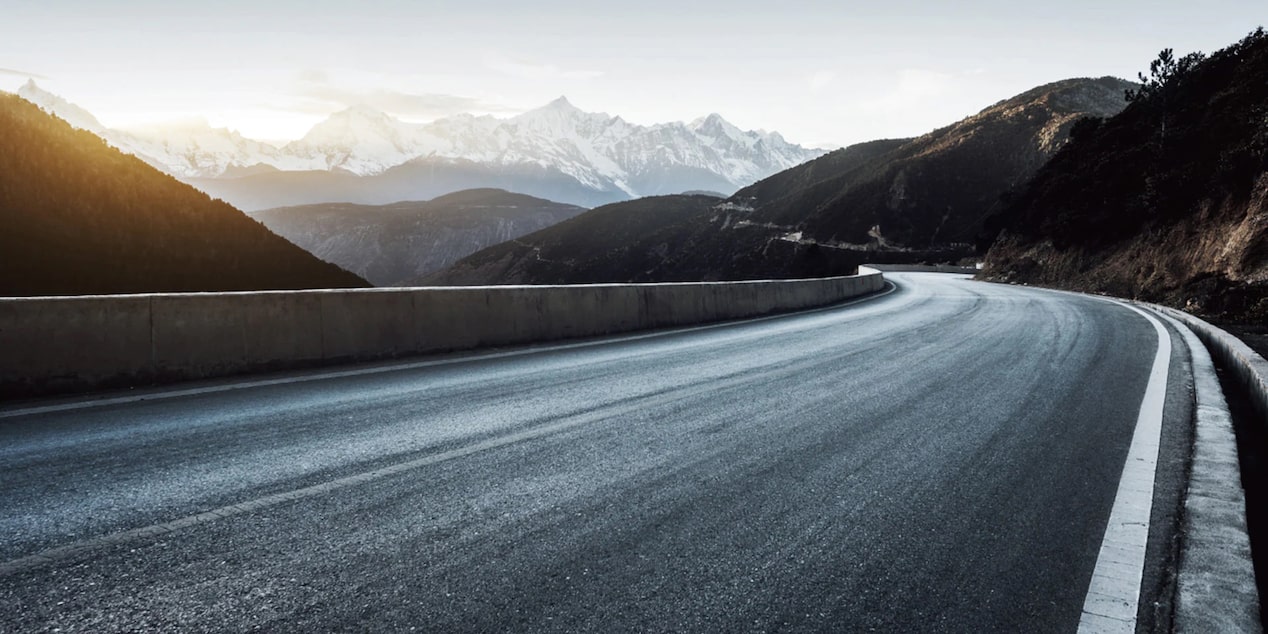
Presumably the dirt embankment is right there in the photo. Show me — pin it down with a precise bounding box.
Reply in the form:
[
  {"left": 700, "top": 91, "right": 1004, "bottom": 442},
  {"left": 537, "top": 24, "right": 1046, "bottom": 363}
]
[{"left": 983, "top": 173, "right": 1268, "bottom": 323}]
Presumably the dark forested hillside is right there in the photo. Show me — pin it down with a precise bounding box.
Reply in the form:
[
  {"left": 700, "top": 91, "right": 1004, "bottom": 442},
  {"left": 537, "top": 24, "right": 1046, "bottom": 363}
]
[
  {"left": 983, "top": 28, "right": 1268, "bottom": 320},
  {"left": 736, "top": 77, "right": 1134, "bottom": 251},
  {"left": 0, "top": 94, "right": 367, "bottom": 295},
  {"left": 423, "top": 195, "right": 721, "bottom": 284},
  {"left": 728, "top": 139, "right": 910, "bottom": 207},
  {"left": 423, "top": 194, "right": 873, "bottom": 284}
]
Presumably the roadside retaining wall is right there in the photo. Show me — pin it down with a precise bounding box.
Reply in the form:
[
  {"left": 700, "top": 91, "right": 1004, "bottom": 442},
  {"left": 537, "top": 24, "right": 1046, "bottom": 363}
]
[
  {"left": 1149, "top": 307, "right": 1265, "bottom": 631},
  {"left": 1155, "top": 306, "right": 1268, "bottom": 424},
  {"left": 865, "top": 263, "right": 981, "bottom": 274},
  {"left": 0, "top": 269, "right": 884, "bottom": 398}
]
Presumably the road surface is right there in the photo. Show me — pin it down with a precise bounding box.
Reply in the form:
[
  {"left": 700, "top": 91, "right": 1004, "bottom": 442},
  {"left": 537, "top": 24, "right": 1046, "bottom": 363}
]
[{"left": 0, "top": 274, "right": 1196, "bottom": 632}]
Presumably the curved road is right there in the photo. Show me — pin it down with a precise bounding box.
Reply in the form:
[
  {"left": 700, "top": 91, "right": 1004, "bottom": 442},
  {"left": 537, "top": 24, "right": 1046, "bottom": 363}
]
[{"left": 0, "top": 273, "right": 1196, "bottom": 632}]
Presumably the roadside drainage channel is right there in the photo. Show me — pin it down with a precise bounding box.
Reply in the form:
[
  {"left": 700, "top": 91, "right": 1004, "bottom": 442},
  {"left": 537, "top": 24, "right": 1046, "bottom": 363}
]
[{"left": 1151, "top": 305, "right": 1265, "bottom": 631}]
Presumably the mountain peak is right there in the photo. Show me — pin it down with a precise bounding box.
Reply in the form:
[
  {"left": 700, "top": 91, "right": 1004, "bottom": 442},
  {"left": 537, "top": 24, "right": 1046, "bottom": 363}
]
[
  {"left": 691, "top": 112, "right": 746, "bottom": 141},
  {"left": 299, "top": 104, "right": 405, "bottom": 141},
  {"left": 17, "top": 78, "right": 51, "bottom": 100},
  {"left": 691, "top": 112, "right": 733, "bottom": 126},
  {"left": 545, "top": 96, "right": 578, "bottom": 111},
  {"left": 334, "top": 103, "right": 391, "bottom": 120},
  {"left": 510, "top": 95, "right": 595, "bottom": 131},
  {"left": 515, "top": 96, "right": 588, "bottom": 120},
  {"left": 15, "top": 80, "right": 108, "bottom": 134}
]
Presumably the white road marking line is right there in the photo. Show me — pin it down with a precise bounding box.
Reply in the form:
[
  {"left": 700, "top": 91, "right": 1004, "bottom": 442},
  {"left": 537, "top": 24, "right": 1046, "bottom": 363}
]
[
  {"left": 1, "top": 284, "right": 897, "bottom": 419},
  {"left": 1077, "top": 303, "right": 1171, "bottom": 633}
]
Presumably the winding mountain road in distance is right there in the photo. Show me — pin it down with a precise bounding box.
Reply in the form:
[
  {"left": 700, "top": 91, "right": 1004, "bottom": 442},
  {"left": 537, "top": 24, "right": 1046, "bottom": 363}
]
[{"left": 0, "top": 273, "right": 1196, "bottom": 632}]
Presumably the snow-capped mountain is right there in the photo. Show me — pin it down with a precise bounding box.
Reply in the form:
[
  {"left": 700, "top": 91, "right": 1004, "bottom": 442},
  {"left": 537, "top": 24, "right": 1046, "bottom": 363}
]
[
  {"left": 15, "top": 82, "right": 826, "bottom": 204},
  {"left": 278, "top": 104, "right": 434, "bottom": 174},
  {"left": 18, "top": 80, "right": 284, "bottom": 177},
  {"left": 123, "top": 120, "right": 287, "bottom": 178},
  {"left": 16, "top": 80, "right": 109, "bottom": 135}
]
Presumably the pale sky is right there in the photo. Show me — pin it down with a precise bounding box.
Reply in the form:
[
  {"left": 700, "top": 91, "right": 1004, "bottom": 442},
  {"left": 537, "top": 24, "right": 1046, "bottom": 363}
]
[{"left": 1, "top": 1, "right": 1263, "bottom": 148}]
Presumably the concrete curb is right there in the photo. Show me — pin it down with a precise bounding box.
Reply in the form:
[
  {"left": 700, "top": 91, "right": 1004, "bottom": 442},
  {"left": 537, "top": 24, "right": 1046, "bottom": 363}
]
[
  {"left": 1150, "top": 309, "right": 1262, "bottom": 632},
  {"left": 1154, "top": 306, "right": 1268, "bottom": 429}
]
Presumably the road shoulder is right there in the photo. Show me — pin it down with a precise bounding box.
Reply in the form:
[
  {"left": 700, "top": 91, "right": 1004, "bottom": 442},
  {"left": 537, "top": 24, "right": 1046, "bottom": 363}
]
[{"left": 1153, "top": 310, "right": 1262, "bottom": 632}]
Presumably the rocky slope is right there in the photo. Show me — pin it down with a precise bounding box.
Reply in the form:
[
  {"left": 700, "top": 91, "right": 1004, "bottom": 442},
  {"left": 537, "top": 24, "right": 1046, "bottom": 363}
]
[
  {"left": 982, "top": 29, "right": 1268, "bottom": 321},
  {"left": 250, "top": 189, "right": 587, "bottom": 286},
  {"left": 0, "top": 94, "right": 366, "bottom": 296},
  {"left": 431, "top": 77, "right": 1134, "bottom": 285}
]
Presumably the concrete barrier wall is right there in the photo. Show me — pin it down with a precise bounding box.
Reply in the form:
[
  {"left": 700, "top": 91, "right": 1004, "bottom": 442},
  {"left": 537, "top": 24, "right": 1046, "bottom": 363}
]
[
  {"left": 1153, "top": 306, "right": 1268, "bottom": 424},
  {"left": 0, "top": 269, "right": 884, "bottom": 398},
  {"left": 865, "top": 263, "right": 981, "bottom": 274}
]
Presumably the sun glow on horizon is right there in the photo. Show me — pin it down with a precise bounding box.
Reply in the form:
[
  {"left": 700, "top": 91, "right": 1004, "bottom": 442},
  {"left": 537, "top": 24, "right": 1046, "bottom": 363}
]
[{"left": 2, "top": 1, "right": 1264, "bottom": 149}]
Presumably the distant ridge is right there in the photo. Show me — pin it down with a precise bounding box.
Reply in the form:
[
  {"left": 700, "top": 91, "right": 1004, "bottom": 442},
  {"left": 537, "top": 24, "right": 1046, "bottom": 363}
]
[
  {"left": 250, "top": 189, "right": 588, "bottom": 286},
  {"left": 0, "top": 94, "right": 367, "bottom": 296}
]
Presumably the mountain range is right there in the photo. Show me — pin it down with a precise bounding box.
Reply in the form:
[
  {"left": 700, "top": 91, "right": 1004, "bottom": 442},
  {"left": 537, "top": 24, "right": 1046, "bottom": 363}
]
[
  {"left": 17, "top": 81, "right": 824, "bottom": 209},
  {"left": 428, "top": 76, "right": 1135, "bottom": 285}
]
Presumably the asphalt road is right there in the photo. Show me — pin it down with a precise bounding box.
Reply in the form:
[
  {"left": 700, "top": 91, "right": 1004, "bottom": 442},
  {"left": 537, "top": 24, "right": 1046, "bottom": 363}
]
[{"left": 0, "top": 274, "right": 1196, "bottom": 632}]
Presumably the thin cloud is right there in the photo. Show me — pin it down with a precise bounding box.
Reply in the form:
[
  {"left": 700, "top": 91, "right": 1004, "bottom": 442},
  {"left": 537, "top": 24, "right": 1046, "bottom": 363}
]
[
  {"left": 895, "top": 69, "right": 954, "bottom": 98},
  {"left": 0, "top": 67, "right": 48, "bottom": 80},
  {"left": 295, "top": 69, "right": 329, "bottom": 84},
  {"left": 284, "top": 72, "right": 513, "bottom": 119},
  {"left": 857, "top": 69, "right": 955, "bottom": 112},
  {"left": 808, "top": 70, "right": 835, "bottom": 94},
  {"left": 484, "top": 52, "right": 604, "bottom": 81}
]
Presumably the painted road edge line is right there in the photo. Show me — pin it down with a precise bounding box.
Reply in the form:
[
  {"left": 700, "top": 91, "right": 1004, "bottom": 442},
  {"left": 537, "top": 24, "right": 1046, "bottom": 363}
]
[{"left": 1077, "top": 303, "right": 1171, "bottom": 633}]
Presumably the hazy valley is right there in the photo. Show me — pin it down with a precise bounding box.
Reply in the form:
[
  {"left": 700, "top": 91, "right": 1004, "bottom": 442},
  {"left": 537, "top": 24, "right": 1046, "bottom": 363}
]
[{"left": 250, "top": 189, "right": 587, "bottom": 286}]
